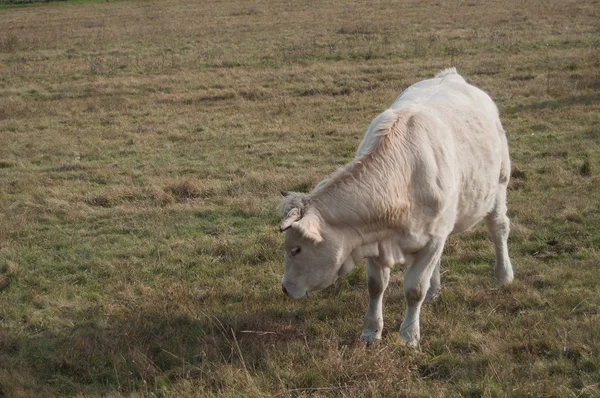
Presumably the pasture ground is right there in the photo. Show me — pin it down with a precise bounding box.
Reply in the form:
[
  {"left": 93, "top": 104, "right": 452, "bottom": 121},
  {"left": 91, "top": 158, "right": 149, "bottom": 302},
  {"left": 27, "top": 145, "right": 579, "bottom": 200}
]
[{"left": 1, "top": 0, "right": 599, "bottom": 396}]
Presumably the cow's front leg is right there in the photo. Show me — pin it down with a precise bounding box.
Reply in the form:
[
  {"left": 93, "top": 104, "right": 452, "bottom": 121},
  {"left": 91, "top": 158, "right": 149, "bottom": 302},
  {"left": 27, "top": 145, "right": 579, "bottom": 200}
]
[
  {"left": 400, "top": 237, "right": 445, "bottom": 347},
  {"left": 361, "top": 258, "right": 390, "bottom": 344}
]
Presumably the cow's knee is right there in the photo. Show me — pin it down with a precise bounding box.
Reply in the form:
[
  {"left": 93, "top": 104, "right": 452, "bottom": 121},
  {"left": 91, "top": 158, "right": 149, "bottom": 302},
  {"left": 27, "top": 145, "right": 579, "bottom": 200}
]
[
  {"left": 405, "top": 286, "right": 424, "bottom": 306},
  {"left": 368, "top": 276, "right": 383, "bottom": 296},
  {"left": 487, "top": 213, "right": 509, "bottom": 234}
]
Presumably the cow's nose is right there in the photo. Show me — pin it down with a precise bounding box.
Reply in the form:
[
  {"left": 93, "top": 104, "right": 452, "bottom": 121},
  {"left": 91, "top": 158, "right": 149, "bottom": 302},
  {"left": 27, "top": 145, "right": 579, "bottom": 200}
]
[{"left": 282, "top": 284, "right": 289, "bottom": 296}]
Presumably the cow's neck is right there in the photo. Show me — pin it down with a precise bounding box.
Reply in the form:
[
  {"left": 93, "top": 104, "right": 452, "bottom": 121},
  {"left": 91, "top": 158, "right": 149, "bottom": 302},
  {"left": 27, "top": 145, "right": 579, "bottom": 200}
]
[
  {"left": 311, "top": 171, "right": 407, "bottom": 230},
  {"left": 310, "top": 130, "right": 409, "bottom": 231},
  {"left": 309, "top": 120, "right": 412, "bottom": 267}
]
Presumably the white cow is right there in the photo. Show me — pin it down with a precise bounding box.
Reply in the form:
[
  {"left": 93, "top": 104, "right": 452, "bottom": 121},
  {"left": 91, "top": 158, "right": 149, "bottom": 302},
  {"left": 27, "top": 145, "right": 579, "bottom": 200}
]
[{"left": 278, "top": 68, "right": 514, "bottom": 346}]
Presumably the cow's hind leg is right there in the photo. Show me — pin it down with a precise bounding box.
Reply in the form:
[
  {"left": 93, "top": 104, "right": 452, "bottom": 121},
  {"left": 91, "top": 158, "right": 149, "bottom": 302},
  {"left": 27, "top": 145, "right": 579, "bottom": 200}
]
[
  {"left": 399, "top": 237, "right": 445, "bottom": 346},
  {"left": 485, "top": 187, "right": 514, "bottom": 284},
  {"left": 361, "top": 259, "right": 390, "bottom": 344},
  {"left": 424, "top": 258, "right": 441, "bottom": 303}
]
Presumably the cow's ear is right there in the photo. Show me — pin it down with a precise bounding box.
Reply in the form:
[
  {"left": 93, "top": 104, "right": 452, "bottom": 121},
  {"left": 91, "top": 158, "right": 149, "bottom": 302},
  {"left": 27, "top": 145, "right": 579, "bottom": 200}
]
[
  {"left": 292, "top": 211, "right": 323, "bottom": 243},
  {"left": 279, "top": 207, "right": 301, "bottom": 232}
]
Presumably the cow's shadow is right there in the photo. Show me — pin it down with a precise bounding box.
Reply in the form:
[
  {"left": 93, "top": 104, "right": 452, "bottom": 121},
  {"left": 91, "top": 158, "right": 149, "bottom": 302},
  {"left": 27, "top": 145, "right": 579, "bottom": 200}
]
[{"left": 3, "top": 295, "right": 345, "bottom": 396}]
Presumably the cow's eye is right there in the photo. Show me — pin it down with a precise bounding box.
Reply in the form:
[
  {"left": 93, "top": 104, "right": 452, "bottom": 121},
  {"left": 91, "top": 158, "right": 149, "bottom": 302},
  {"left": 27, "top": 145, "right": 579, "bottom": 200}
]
[{"left": 291, "top": 246, "right": 302, "bottom": 256}]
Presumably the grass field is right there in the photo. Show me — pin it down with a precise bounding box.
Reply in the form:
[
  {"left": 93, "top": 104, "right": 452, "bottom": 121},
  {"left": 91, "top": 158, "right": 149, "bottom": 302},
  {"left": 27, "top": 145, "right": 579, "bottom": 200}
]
[{"left": 1, "top": 0, "right": 599, "bottom": 396}]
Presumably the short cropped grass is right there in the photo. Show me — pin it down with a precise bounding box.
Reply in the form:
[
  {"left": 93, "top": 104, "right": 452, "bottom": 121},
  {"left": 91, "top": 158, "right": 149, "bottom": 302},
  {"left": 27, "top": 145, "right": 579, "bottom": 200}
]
[{"left": 0, "top": 0, "right": 599, "bottom": 396}]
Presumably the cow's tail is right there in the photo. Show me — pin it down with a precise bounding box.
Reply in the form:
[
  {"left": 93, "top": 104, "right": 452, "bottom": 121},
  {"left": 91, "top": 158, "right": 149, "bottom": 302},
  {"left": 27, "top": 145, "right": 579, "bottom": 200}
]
[{"left": 435, "top": 67, "right": 458, "bottom": 78}]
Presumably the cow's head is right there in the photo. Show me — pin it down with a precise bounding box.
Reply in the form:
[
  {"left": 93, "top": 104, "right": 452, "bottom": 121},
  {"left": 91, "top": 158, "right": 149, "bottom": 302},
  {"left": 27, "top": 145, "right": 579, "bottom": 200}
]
[{"left": 278, "top": 192, "right": 354, "bottom": 299}]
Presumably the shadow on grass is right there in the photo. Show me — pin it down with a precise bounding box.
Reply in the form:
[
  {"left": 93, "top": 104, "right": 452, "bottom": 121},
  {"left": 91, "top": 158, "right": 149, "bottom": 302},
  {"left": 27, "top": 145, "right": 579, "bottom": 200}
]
[{"left": 1, "top": 304, "right": 306, "bottom": 395}]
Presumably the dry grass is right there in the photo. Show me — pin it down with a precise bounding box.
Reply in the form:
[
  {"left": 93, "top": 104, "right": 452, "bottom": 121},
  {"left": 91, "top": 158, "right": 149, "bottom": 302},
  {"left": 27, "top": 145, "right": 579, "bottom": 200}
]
[{"left": 0, "top": 0, "right": 599, "bottom": 396}]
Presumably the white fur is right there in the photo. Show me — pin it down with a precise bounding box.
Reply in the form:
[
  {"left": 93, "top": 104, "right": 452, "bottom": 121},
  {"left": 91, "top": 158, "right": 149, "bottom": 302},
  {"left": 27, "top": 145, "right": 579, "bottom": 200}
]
[{"left": 279, "top": 69, "right": 514, "bottom": 346}]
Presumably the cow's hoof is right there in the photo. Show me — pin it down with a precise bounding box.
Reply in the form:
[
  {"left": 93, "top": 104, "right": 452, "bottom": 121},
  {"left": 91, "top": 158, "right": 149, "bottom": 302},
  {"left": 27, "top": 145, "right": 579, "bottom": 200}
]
[
  {"left": 495, "top": 270, "right": 514, "bottom": 285},
  {"left": 398, "top": 327, "right": 420, "bottom": 348},
  {"left": 360, "top": 330, "right": 381, "bottom": 346},
  {"left": 398, "top": 334, "right": 419, "bottom": 348}
]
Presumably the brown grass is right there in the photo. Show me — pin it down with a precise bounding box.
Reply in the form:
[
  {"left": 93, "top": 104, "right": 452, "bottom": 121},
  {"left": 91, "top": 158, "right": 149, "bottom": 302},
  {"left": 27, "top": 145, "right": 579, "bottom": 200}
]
[{"left": 0, "top": 0, "right": 599, "bottom": 396}]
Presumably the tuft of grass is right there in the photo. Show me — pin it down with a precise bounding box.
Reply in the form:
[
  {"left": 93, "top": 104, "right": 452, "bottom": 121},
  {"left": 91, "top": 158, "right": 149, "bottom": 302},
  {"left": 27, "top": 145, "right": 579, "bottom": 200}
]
[
  {"left": 165, "top": 179, "right": 207, "bottom": 203},
  {"left": 511, "top": 167, "right": 527, "bottom": 180},
  {"left": 579, "top": 158, "right": 592, "bottom": 176}
]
